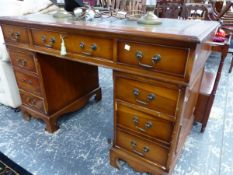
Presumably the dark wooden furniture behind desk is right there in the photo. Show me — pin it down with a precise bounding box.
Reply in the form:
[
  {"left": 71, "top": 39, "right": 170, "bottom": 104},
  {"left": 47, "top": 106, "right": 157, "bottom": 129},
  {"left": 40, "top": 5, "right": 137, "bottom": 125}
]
[
  {"left": 0, "top": 14, "right": 219, "bottom": 175},
  {"left": 194, "top": 40, "right": 231, "bottom": 132}
]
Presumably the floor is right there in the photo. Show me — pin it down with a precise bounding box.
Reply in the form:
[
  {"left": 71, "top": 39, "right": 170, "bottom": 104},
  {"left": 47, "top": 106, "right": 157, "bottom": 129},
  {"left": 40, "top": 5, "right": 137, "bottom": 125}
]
[{"left": 0, "top": 53, "right": 232, "bottom": 175}]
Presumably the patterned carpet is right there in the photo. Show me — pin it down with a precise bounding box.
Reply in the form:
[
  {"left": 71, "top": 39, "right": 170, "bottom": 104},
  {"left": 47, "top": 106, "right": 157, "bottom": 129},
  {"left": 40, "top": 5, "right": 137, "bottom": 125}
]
[
  {"left": 0, "top": 53, "right": 232, "bottom": 175},
  {"left": 0, "top": 151, "right": 32, "bottom": 175}
]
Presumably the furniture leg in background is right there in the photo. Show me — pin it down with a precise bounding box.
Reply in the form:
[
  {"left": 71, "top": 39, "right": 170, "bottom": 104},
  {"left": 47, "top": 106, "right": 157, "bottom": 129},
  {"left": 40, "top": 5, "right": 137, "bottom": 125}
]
[
  {"left": 194, "top": 36, "right": 231, "bottom": 132},
  {"left": 228, "top": 48, "right": 233, "bottom": 73}
]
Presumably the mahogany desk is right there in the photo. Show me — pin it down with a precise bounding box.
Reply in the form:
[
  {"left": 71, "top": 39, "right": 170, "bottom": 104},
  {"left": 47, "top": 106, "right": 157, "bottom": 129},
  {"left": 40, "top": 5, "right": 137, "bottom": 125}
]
[{"left": 0, "top": 14, "right": 219, "bottom": 175}]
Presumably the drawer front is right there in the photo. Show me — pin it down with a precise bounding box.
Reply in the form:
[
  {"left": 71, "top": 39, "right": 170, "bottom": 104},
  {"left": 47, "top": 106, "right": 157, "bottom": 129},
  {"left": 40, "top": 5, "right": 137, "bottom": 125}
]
[
  {"left": 116, "top": 128, "right": 168, "bottom": 168},
  {"left": 31, "top": 29, "right": 61, "bottom": 51},
  {"left": 31, "top": 29, "right": 113, "bottom": 60},
  {"left": 70, "top": 34, "right": 113, "bottom": 60},
  {"left": 118, "top": 41, "right": 188, "bottom": 76},
  {"left": 1, "top": 25, "right": 29, "bottom": 44},
  {"left": 20, "top": 90, "right": 45, "bottom": 113},
  {"left": 116, "top": 103, "right": 174, "bottom": 143},
  {"left": 9, "top": 50, "right": 37, "bottom": 73},
  {"left": 14, "top": 70, "right": 42, "bottom": 96},
  {"left": 115, "top": 76, "right": 179, "bottom": 116}
]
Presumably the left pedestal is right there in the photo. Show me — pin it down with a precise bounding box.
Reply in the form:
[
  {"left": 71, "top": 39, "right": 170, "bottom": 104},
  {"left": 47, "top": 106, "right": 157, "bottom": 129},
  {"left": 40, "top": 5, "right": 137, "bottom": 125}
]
[{"left": 7, "top": 46, "right": 101, "bottom": 133}]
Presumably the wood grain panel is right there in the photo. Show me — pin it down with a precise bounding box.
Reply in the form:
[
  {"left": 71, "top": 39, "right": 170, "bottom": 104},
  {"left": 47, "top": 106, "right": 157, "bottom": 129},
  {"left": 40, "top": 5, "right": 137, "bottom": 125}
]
[{"left": 37, "top": 53, "right": 100, "bottom": 114}]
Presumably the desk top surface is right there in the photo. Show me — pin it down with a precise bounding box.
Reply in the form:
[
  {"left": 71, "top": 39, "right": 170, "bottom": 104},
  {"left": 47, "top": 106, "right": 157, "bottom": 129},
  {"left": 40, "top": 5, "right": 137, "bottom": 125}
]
[{"left": 0, "top": 14, "right": 219, "bottom": 43}]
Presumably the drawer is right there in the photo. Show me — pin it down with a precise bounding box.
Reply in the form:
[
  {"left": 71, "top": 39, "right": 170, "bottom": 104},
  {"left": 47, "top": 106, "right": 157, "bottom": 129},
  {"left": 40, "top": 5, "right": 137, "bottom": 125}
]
[
  {"left": 1, "top": 25, "right": 29, "bottom": 44},
  {"left": 116, "top": 103, "right": 174, "bottom": 143},
  {"left": 116, "top": 128, "right": 169, "bottom": 168},
  {"left": 118, "top": 41, "right": 189, "bottom": 76},
  {"left": 31, "top": 29, "right": 62, "bottom": 51},
  {"left": 70, "top": 34, "right": 113, "bottom": 60},
  {"left": 8, "top": 50, "right": 37, "bottom": 73},
  {"left": 115, "top": 76, "right": 180, "bottom": 116},
  {"left": 20, "top": 90, "right": 45, "bottom": 114},
  {"left": 14, "top": 70, "right": 42, "bottom": 96},
  {"left": 31, "top": 29, "right": 113, "bottom": 60}
]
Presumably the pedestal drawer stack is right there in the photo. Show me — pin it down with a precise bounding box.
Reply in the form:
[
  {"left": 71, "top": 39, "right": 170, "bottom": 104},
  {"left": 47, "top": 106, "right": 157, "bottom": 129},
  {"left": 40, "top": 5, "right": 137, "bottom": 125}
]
[
  {"left": 111, "top": 71, "right": 183, "bottom": 174},
  {"left": 8, "top": 48, "right": 47, "bottom": 115},
  {"left": 110, "top": 39, "right": 203, "bottom": 175}
]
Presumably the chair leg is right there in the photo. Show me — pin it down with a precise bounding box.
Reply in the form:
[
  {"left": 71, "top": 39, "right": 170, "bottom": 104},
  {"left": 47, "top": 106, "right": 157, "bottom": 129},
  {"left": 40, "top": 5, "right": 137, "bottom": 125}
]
[{"left": 229, "top": 54, "right": 233, "bottom": 73}]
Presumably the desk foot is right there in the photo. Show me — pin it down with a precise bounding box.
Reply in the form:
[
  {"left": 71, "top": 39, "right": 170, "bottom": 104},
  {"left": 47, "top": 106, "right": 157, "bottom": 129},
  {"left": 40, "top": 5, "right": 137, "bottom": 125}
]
[
  {"left": 229, "top": 56, "right": 233, "bottom": 73},
  {"left": 95, "top": 88, "right": 102, "bottom": 101},
  {"left": 201, "top": 126, "right": 206, "bottom": 133},
  {"left": 22, "top": 109, "right": 31, "bottom": 121},
  {"left": 45, "top": 118, "right": 59, "bottom": 133},
  {"left": 110, "top": 148, "right": 121, "bottom": 169}
]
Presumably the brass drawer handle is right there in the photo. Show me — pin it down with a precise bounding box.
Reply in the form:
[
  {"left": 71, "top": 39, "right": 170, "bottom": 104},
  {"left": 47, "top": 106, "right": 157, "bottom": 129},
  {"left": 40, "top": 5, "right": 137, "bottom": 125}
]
[
  {"left": 135, "top": 51, "right": 161, "bottom": 68},
  {"left": 130, "top": 140, "right": 150, "bottom": 157},
  {"left": 80, "top": 42, "right": 97, "bottom": 56},
  {"left": 133, "top": 116, "right": 153, "bottom": 132},
  {"left": 81, "top": 51, "right": 92, "bottom": 56},
  {"left": 133, "top": 88, "right": 156, "bottom": 105},
  {"left": 41, "top": 35, "right": 56, "bottom": 48},
  {"left": 10, "top": 32, "right": 20, "bottom": 41},
  {"left": 16, "top": 58, "right": 27, "bottom": 67},
  {"left": 80, "top": 42, "right": 85, "bottom": 49},
  {"left": 22, "top": 79, "right": 32, "bottom": 85}
]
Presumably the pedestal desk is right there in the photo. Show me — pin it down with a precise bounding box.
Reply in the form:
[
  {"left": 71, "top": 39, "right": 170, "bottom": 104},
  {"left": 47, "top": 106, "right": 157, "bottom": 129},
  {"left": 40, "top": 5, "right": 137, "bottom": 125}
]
[{"left": 0, "top": 14, "right": 219, "bottom": 175}]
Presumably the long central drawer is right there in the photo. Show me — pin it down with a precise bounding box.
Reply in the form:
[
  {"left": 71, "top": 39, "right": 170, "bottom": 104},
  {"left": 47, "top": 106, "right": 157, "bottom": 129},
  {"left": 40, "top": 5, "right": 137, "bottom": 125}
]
[{"left": 31, "top": 29, "right": 113, "bottom": 60}]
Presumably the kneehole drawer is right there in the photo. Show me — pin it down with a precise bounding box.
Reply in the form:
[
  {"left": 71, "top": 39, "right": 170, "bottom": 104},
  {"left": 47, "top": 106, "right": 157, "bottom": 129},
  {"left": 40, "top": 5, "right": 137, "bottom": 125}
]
[
  {"left": 115, "top": 76, "right": 180, "bottom": 116},
  {"left": 116, "top": 128, "right": 169, "bottom": 169},
  {"left": 116, "top": 102, "right": 174, "bottom": 143},
  {"left": 20, "top": 90, "right": 45, "bottom": 114}
]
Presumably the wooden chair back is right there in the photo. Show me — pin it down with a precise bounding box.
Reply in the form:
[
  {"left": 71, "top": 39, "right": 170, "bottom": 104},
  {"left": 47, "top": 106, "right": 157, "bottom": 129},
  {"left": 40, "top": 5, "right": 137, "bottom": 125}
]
[
  {"left": 181, "top": 3, "right": 213, "bottom": 20},
  {"left": 219, "top": 2, "right": 233, "bottom": 26},
  {"left": 155, "top": 0, "right": 184, "bottom": 19},
  {"left": 96, "top": 0, "right": 146, "bottom": 12},
  {"left": 155, "top": 3, "right": 183, "bottom": 18},
  {"left": 156, "top": 0, "right": 184, "bottom": 4}
]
